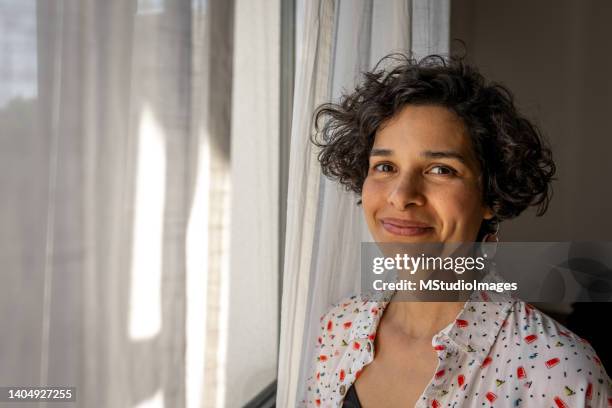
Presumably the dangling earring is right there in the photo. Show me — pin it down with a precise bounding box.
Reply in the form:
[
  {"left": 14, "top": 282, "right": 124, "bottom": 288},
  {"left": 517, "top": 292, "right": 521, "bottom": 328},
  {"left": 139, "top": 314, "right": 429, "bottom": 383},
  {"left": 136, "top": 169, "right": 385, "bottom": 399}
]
[
  {"left": 482, "top": 222, "right": 500, "bottom": 242},
  {"left": 480, "top": 222, "right": 499, "bottom": 260}
]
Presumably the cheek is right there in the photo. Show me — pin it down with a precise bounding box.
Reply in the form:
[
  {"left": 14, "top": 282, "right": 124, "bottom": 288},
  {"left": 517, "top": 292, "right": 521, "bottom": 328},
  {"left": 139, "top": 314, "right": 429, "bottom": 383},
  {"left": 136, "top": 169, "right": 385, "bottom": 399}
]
[
  {"left": 361, "top": 177, "right": 384, "bottom": 218},
  {"left": 433, "top": 183, "right": 484, "bottom": 224}
]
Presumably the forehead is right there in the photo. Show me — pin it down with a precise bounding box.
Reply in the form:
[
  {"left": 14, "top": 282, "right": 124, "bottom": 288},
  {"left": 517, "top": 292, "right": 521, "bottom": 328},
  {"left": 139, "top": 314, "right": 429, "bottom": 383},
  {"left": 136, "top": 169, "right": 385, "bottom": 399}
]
[{"left": 373, "top": 104, "right": 472, "bottom": 153}]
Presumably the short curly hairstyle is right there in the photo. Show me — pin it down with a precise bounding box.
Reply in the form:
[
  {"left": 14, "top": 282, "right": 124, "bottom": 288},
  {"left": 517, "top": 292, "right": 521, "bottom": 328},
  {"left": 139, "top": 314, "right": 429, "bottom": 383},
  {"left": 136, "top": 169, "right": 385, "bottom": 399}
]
[{"left": 311, "top": 53, "right": 556, "bottom": 240}]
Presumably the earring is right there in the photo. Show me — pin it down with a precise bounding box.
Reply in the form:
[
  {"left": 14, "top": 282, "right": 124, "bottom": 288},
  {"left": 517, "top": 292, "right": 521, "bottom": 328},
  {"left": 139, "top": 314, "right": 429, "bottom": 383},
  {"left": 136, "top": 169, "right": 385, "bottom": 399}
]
[{"left": 480, "top": 222, "right": 499, "bottom": 259}]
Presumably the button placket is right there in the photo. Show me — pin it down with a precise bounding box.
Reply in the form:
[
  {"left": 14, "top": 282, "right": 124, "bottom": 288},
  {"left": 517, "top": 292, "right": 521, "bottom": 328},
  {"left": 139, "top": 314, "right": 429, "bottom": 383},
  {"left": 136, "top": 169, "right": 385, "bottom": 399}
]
[
  {"left": 419, "top": 333, "right": 459, "bottom": 407},
  {"left": 339, "top": 338, "right": 374, "bottom": 400}
]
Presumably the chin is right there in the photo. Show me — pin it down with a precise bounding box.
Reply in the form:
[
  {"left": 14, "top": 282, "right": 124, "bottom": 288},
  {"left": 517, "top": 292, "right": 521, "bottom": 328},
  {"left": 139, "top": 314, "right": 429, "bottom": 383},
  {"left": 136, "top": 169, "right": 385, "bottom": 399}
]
[{"left": 377, "top": 229, "right": 438, "bottom": 243}]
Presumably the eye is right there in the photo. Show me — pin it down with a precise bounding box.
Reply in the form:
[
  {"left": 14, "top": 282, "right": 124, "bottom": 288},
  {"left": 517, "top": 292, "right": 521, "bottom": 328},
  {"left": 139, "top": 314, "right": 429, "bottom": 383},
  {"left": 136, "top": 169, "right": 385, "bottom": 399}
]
[
  {"left": 373, "top": 163, "right": 395, "bottom": 173},
  {"left": 428, "top": 165, "right": 456, "bottom": 175}
]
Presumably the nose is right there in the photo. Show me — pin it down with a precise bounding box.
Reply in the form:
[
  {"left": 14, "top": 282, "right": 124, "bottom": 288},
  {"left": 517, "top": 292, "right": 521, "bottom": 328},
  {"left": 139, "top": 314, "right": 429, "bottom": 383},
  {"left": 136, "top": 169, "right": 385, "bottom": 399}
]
[{"left": 387, "top": 172, "right": 426, "bottom": 209}]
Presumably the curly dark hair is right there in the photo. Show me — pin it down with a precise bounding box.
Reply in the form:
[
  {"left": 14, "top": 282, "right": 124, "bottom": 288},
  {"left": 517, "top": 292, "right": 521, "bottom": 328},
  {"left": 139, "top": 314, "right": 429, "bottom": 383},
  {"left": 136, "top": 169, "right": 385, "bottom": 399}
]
[{"left": 311, "top": 53, "right": 556, "bottom": 240}]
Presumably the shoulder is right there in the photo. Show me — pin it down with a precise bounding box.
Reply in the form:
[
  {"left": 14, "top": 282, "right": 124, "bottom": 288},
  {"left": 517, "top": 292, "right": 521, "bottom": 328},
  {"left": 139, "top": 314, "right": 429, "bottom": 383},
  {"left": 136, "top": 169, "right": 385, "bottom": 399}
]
[
  {"left": 316, "top": 293, "right": 378, "bottom": 349},
  {"left": 503, "top": 300, "right": 611, "bottom": 403},
  {"left": 302, "top": 294, "right": 377, "bottom": 407},
  {"left": 506, "top": 300, "right": 603, "bottom": 360}
]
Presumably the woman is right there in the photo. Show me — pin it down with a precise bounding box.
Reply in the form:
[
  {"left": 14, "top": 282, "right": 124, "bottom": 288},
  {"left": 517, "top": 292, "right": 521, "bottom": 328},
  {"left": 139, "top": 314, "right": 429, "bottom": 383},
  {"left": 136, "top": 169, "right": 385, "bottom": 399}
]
[{"left": 302, "top": 54, "right": 611, "bottom": 407}]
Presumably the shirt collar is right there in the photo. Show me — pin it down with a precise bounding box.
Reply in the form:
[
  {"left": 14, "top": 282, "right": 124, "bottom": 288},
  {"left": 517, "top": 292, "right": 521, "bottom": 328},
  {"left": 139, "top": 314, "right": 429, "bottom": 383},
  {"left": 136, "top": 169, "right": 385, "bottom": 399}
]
[{"left": 349, "top": 283, "right": 516, "bottom": 363}]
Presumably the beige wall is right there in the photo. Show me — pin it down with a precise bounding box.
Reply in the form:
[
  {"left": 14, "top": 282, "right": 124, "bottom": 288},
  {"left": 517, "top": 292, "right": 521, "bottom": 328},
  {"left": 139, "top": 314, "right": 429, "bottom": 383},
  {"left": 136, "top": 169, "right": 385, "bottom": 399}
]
[{"left": 451, "top": 1, "right": 612, "bottom": 242}]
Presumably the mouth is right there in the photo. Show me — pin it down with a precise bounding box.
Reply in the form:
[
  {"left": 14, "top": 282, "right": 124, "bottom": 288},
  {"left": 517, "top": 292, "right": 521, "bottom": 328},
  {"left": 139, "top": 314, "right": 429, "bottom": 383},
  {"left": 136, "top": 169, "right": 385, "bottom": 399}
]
[{"left": 379, "top": 218, "right": 434, "bottom": 237}]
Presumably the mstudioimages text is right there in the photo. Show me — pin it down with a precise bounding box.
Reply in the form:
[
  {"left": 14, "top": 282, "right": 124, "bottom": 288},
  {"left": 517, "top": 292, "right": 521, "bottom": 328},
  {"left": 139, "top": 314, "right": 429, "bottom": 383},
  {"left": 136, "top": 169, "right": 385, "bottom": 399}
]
[
  {"left": 372, "top": 253, "right": 487, "bottom": 275},
  {"left": 372, "top": 279, "right": 518, "bottom": 294}
]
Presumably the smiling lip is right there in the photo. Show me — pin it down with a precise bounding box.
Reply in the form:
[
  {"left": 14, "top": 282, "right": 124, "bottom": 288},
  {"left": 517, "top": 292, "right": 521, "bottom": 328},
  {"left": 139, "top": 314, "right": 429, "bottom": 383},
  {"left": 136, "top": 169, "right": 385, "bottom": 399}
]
[{"left": 380, "top": 218, "right": 433, "bottom": 236}]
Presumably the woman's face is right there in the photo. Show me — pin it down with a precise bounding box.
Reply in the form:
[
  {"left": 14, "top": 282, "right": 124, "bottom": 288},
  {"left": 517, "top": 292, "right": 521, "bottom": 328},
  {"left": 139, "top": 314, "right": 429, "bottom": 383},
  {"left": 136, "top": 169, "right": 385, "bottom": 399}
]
[{"left": 362, "top": 104, "right": 493, "bottom": 243}]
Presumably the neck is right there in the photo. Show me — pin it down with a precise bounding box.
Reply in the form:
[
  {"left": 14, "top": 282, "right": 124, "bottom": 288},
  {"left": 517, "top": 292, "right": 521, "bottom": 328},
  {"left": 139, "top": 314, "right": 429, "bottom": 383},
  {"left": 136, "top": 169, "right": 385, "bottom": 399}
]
[
  {"left": 380, "top": 245, "right": 481, "bottom": 339},
  {"left": 383, "top": 299, "right": 465, "bottom": 341}
]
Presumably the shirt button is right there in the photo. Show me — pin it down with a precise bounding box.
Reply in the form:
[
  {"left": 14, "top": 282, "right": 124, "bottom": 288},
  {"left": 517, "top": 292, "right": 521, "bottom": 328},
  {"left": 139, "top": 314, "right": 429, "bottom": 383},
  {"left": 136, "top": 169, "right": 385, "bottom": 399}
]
[{"left": 339, "top": 384, "right": 346, "bottom": 396}]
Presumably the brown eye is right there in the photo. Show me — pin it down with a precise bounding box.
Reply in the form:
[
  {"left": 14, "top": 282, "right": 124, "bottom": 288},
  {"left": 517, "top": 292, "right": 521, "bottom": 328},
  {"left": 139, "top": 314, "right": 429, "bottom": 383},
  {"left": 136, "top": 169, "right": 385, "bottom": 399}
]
[
  {"left": 428, "top": 165, "right": 456, "bottom": 175},
  {"left": 374, "top": 163, "right": 394, "bottom": 173}
]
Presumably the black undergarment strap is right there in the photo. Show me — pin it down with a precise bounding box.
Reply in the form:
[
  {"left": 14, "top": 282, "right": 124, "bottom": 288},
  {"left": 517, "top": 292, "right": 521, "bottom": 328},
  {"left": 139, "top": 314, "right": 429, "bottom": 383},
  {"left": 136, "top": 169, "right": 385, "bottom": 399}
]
[{"left": 342, "top": 383, "right": 362, "bottom": 408}]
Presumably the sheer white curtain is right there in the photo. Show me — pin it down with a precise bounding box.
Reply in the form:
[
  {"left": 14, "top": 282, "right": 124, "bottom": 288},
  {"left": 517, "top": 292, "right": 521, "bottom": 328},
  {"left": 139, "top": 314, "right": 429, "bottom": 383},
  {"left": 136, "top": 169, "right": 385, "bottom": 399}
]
[
  {"left": 277, "top": 1, "right": 449, "bottom": 406},
  {"left": 0, "top": 0, "right": 280, "bottom": 407},
  {"left": 0, "top": 1, "right": 216, "bottom": 406}
]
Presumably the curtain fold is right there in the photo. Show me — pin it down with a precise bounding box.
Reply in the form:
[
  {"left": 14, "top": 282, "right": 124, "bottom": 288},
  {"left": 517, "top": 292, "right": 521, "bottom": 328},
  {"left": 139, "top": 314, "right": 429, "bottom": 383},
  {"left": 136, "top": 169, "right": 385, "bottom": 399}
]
[
  {"left": 278, "top": 1, "right": 449, "bottom": 406},
  {"left": 276, "top": 1, "right": 337, "bottom": 406},
  {"left": 0, "top": 1, "right": 245, "bottom": 406}
]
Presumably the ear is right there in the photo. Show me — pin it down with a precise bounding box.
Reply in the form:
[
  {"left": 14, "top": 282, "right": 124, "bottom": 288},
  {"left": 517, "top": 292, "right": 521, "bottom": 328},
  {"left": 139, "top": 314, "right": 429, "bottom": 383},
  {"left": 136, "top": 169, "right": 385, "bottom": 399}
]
[{"left": 483, "top": 206, "right": 495, "bottom": 220}]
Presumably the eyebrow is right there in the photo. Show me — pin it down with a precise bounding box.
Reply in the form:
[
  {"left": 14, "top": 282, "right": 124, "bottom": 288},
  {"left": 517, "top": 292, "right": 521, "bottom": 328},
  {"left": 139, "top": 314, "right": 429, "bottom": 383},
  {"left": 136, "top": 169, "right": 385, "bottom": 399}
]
[{"left": 369, "top": 148, "right": 467, "bottom": 164}]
